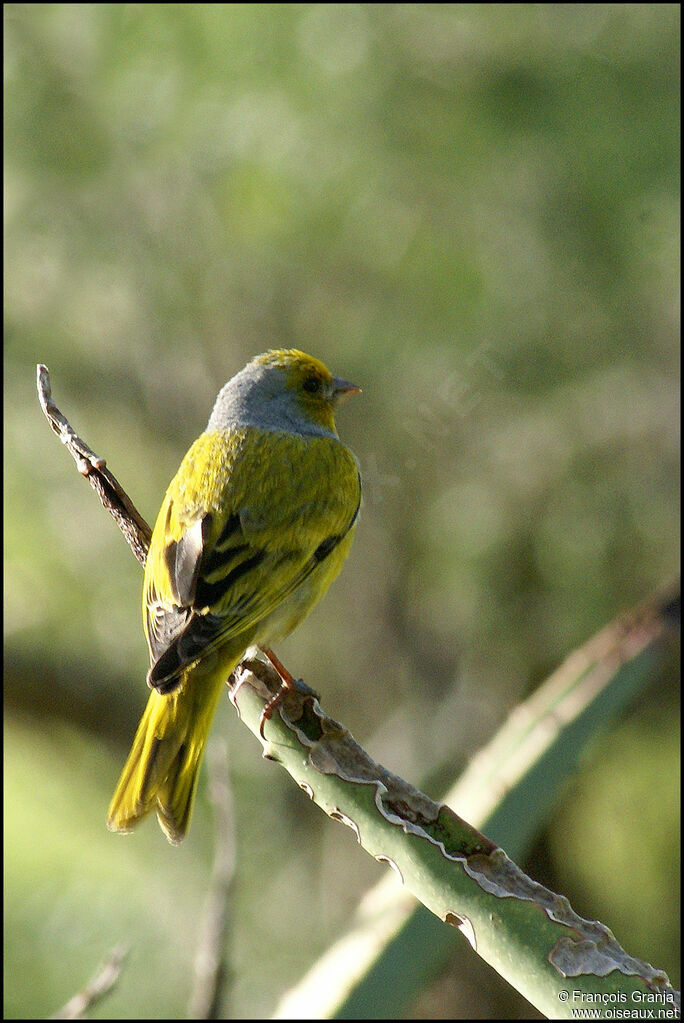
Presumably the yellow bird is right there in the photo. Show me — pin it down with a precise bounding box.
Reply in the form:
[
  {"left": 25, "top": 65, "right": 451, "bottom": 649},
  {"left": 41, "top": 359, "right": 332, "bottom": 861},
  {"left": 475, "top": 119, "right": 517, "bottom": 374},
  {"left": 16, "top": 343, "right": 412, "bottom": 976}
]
[{"left": 107, "top": 349, "right": 361, "bottom": 843}]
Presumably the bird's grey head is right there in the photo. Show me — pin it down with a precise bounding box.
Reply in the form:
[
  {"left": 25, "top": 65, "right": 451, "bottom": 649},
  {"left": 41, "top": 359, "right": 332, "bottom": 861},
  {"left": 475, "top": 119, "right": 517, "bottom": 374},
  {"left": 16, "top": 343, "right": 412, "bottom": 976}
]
[{"left": 206, "top": 350, "right": 342, "bottom": 439}]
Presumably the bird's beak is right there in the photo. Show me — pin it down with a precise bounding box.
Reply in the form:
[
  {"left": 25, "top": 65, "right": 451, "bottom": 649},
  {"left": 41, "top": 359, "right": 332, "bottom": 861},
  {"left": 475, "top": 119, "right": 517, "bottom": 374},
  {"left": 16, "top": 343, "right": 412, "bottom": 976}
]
[{"left": 332, "top": 377, "right": 362, "bottom": 404}]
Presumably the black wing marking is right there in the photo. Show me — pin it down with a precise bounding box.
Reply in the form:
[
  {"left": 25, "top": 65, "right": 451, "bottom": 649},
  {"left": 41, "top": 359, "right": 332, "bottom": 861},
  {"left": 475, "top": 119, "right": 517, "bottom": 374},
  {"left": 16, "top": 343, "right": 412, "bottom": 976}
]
[
  {"left": 147, "top": 468, "right": 362, "bottom": 695},
  {"left": 147, "top": 610, "right": 226, "bottom": 693}
]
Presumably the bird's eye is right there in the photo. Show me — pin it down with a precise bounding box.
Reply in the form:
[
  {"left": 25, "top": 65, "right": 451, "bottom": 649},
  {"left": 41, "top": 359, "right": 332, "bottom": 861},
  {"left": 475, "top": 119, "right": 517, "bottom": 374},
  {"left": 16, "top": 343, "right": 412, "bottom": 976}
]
[{"left": 303, "top": 376, "right": 321, "bottom": 395}]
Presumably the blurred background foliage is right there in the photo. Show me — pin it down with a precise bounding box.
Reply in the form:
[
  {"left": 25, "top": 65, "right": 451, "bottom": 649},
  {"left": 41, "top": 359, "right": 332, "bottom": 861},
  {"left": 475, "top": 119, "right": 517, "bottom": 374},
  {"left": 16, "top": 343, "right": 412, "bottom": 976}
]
[{"left": 4, "top": 3, "right": 680, "bottom": 1018}]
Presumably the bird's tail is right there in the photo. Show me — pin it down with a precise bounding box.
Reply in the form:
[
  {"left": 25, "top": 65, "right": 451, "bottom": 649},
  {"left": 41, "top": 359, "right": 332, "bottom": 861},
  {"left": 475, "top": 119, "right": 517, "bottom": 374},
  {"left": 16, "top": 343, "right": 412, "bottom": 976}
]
[{"left": 107, "top": 671, "right": 224, "bottom": 844}]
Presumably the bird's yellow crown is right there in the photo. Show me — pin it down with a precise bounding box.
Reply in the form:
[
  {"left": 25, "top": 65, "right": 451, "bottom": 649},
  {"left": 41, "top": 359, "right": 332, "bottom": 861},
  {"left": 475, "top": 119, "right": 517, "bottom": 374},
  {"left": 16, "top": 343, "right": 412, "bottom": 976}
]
[{"left": 254, "top": 348, "right": 331, "bottom": 376}]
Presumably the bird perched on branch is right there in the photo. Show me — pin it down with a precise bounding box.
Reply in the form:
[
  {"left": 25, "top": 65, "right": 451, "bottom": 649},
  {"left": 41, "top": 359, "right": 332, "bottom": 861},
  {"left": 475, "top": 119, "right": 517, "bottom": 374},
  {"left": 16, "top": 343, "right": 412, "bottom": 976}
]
[{"left": 107, "top": 349, "right": 361, "bottom": 843}]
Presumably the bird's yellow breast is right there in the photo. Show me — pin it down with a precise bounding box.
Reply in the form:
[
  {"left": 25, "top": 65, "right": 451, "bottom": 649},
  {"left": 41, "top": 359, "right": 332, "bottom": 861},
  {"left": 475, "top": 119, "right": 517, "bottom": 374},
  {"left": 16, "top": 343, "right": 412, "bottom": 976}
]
[{"left": 143, "top": 425, "right": 361, "bottom": 648}]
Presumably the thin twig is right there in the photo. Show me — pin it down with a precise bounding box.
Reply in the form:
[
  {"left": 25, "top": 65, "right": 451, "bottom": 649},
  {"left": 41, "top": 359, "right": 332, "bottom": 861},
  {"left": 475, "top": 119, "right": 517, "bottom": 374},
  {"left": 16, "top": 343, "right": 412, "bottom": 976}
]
[
  {"left": 37, "top": 364, "right": 152, "bottom": 566},
  {"left": 50, "top": 944, "right": 129, "bottom": 1019}
]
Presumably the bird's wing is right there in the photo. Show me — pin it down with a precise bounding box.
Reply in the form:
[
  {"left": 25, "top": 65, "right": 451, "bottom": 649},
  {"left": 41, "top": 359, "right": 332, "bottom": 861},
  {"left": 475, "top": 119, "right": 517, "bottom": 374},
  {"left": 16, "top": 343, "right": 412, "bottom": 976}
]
[{"left": 143, "top": 428, "right": 361, "bottom": 693}]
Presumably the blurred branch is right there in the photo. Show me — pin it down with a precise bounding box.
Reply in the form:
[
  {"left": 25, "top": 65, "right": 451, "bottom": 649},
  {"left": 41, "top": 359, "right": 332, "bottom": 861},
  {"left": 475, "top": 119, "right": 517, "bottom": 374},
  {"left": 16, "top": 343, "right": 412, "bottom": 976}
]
[
  {"left": 188, "top": 739, "right": 237, "bottom": 1019},
  {"left": 274, "top": 584, "right": 680, "bottom": 1018},
  {"left": 38, "top": 365, "right": 680, "bottom": 1019},
  {"left": 50, "top": 944, "right": 128, "bottom": 1019}
]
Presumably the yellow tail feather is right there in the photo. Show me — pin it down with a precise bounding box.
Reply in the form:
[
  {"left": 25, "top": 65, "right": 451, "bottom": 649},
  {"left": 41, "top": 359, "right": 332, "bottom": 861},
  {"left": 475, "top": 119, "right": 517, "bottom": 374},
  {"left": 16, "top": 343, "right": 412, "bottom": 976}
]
[{"left": 107, "top": 668, "right": 225, "bottom": 844}]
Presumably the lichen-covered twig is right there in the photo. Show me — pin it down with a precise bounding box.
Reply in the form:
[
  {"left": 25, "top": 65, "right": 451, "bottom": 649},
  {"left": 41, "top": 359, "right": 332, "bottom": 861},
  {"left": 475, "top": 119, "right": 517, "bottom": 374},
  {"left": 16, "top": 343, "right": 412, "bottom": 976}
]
[
  {"left": 231, "top": 653, "right": 680, "bottom": 1020},
  {"left": 272, "top": 586, "right": 681, "bottom": 1019}
]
